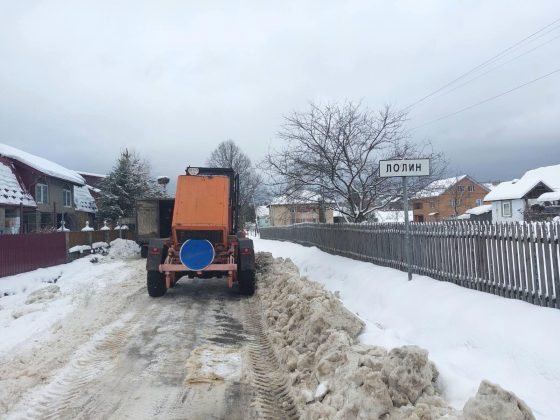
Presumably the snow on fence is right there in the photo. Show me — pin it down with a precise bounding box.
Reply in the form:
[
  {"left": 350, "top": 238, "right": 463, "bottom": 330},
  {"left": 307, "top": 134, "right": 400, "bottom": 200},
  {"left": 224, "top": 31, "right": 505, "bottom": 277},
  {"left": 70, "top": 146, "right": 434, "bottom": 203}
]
[
  {"left": 260, "top": 221, "right": 560, "bottom": 309},
  {"left": 0, "top": 232, "right": 67, "bottom": 277}
]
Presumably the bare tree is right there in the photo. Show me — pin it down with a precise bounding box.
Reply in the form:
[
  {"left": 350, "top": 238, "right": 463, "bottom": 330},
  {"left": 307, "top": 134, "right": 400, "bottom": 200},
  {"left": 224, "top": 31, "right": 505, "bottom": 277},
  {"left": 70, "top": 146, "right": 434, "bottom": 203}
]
[
  {"left": 207, "top": 140, "right": 263, "bottom": 224},
  {"left": 261, "top": 101, "right": 445, "bottom": 223}
]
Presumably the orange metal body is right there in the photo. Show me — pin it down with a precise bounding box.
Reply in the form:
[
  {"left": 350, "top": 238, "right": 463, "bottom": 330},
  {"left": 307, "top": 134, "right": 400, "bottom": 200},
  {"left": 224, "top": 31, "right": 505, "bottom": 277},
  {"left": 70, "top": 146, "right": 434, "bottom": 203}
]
[
  {"left": 160, "top": 173, "right": 238, "bottom": 288},
  {"left": 171, "top": 174, "right": 231, "bottom": 245}
]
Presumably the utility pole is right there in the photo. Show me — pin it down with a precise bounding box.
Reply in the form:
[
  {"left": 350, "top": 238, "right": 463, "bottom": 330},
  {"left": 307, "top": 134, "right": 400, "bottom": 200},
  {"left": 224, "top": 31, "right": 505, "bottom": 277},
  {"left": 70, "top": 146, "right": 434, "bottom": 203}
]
[{"left": 402, "top": 177, "right": 412, "bottom": 281}]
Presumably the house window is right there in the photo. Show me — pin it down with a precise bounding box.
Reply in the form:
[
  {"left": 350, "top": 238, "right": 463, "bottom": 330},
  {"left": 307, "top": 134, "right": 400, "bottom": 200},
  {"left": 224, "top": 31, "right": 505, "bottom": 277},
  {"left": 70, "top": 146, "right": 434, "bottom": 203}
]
[
  {"left": 457, "top": 186, "right": 465, "bottom": 192},
  {"left": 36, "top": 183, "right": 48, "bottom": 204},
  {"left": 476, "top": 199, "right": 483, "bottom": 206},
  {"left": 468, "top": 185, "right": 475, "bottom": 192},
  {"left": 430, "top": 201, "right": 436, "bottom": 209},
  {"left": 502, "top": 201, "right": 512, "bottom": 218},
  {"left": 63, "top": 189, "right": 72, "bottom": 207},
  {"left": 413, "top": 202, "right": 423, "bottom": 210},
  {"left": 450, "top": 199, "right": 460, "bottom": 208}
]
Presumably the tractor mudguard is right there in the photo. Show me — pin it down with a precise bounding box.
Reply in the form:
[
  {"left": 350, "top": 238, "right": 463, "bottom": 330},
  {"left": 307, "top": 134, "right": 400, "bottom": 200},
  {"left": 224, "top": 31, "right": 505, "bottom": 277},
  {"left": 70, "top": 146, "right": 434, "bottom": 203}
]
[
  {"left": 237, "top": 238, "right": 255, "bottom": 271},
  {"left": 146, "top": 238, "right": 168, "bottom": 271}
]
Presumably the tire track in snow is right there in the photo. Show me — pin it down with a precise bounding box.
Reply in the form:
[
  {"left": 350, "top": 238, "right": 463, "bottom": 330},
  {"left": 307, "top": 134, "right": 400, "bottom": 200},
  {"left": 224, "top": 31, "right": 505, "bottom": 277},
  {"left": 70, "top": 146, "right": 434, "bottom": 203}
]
[
  {"left": 243, "top": 298, "right": 298, "bottom": 420},
  {"left": 8, "top": 312, "right": 138, "bottom": 420}
]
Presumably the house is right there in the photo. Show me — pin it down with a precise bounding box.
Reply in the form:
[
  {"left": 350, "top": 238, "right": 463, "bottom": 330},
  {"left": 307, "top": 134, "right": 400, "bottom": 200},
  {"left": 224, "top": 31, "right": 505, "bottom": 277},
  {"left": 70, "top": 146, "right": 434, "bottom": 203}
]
[
  {"left": 269, "top": 191, "right": 334, "bottom": 226},
  {"left": 411, "top": 175, "right": 491, "bottom": 222},
  {"left": 0, "top": 158, "right": 37, "bottom": 234},
  {"left": 484, "top": 164, "right": 560, "bottom": 222},
  {"left": 0, "top": 143, "right": 98, "bottom": 232}
]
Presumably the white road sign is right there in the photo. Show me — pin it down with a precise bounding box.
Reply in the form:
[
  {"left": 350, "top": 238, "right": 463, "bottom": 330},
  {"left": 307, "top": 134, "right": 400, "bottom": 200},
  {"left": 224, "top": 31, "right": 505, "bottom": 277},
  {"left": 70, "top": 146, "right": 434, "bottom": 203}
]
[{"left": 379, "top": 159, "right": 430, "bottom": 177}]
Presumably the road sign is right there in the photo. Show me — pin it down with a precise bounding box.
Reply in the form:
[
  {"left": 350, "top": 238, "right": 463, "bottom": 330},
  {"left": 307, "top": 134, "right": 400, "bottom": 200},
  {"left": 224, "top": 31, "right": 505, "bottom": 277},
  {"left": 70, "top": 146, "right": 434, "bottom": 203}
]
[
  {"left": 378, "top": 158, "right": 431, "bottom": 281},
  {"left": 379, "top": 158, "right": 430, "bottom": 177}
]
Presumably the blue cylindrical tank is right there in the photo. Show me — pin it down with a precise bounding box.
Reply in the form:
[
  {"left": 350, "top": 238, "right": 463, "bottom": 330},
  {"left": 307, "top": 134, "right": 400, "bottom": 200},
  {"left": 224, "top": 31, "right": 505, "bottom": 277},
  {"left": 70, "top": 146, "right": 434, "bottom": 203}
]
[{"left": 179, "top": 239, "right": 215, "bottom": 270}]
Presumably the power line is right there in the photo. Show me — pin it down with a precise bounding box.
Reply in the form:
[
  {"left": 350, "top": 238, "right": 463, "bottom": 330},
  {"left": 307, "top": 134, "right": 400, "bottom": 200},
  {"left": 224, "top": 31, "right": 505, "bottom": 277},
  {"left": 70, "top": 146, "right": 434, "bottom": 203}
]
[
  {"left": 422, "top": 33, "right": 560, "bottom": 103},
  {"left": 404, "top": 17, "right": 560, "bottom": 110},
  {"left": 411, "top": 67, "right": 560, "bottom": 129}
]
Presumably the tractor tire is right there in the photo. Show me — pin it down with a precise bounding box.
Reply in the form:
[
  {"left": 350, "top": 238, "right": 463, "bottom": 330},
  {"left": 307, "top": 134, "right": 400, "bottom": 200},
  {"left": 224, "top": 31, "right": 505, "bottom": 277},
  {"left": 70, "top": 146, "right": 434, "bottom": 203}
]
[
  {"left": 238, "top": 269, "right": 255, "bottom": 296},
  {"left": 147, "top": 271, "right": 166, "bottom": 297}
]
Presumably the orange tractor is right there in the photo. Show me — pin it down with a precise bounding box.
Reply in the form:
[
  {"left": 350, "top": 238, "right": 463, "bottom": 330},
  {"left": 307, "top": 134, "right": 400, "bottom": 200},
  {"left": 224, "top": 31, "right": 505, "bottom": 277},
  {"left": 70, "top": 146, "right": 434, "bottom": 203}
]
[{"left": 145, "top": 167, "right": 255, "bottom": 297}]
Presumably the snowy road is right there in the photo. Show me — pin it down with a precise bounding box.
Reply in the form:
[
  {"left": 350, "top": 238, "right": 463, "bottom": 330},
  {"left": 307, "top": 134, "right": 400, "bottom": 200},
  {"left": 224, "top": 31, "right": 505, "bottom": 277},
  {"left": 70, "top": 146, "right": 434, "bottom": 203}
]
[{"left": 1, "top": 258, "right": 284, "bottom": 419}]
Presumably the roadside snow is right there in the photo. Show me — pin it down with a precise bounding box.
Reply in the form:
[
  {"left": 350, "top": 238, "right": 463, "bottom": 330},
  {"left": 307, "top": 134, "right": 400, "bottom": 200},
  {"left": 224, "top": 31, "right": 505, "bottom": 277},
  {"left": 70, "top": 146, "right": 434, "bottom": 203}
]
[
  {"left": 253, "top": 237, "right": 560, "bottom": 420},
  {"left": 108, "top": 239, "right": 140, "bottom": 259},
  {"left": 0, "top": 250, "right": 139, "bottom": 356}
]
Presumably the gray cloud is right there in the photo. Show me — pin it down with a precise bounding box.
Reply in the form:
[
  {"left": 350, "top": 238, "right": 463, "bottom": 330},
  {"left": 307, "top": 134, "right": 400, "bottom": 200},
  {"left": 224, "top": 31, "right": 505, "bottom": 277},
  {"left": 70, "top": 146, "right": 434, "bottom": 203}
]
[{"left": 0, "top": 0, "right": 558, "bottom": 185}]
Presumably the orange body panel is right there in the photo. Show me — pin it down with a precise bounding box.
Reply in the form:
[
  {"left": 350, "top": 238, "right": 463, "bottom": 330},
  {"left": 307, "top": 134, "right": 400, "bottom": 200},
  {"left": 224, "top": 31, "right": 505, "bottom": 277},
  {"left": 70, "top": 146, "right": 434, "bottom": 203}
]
[{"left": 172, "top": 175, "right": 230, "bottom": 244}]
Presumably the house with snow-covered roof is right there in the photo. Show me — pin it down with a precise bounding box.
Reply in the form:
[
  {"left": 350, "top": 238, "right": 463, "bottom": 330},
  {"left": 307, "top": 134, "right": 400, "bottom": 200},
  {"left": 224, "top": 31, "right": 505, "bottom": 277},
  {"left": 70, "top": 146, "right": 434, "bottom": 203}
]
[
  {"left": 269, "top": 191, "right": 334, "bottom": 226},
  {"left": 484, "top": 163, "right": 560, "bottom": 222},
  {"left": 411, "top": 175, "right": 491, "bottom": 222},
  {"left": 0, "top": 143, "right": 98, "bottom": 232}
]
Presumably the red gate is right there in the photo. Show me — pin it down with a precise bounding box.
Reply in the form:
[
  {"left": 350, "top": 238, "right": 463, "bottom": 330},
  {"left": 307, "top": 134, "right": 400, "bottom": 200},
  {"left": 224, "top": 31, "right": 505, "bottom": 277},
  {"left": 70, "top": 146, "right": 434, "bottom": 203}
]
[{"left": 0, "top": 232, "right": 67, "bottom": 278}]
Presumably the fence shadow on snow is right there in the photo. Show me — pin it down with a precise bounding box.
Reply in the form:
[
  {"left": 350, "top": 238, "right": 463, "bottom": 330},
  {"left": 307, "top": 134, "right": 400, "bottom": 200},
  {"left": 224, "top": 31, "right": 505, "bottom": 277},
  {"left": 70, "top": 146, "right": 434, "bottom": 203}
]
[{"left": 260, "top": 221, "right": 560, "bottom": 309}]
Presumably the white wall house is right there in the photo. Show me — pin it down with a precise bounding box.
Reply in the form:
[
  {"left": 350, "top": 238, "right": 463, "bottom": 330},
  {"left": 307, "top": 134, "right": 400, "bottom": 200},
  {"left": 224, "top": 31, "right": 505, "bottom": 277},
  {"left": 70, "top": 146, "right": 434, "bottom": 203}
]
[{"left": 484, "top": 164, "right": 560, "bottom": 222}]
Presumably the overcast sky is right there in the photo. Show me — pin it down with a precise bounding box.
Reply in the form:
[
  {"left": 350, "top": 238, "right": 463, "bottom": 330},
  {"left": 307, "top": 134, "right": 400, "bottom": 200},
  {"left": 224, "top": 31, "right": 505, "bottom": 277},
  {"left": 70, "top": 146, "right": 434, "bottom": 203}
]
[{"left": 0, "top": 1, "right": 558, "bottom": 185}]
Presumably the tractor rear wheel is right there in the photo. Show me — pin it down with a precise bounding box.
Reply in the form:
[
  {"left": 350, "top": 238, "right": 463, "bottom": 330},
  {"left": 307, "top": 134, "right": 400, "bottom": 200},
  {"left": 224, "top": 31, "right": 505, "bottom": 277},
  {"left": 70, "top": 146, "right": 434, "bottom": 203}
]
[
  {"left": 147, "top": 271, "right": 166, "bottom": 297},
  {"left": 238, "top": 270, "right": 255, "bottom": 296}
]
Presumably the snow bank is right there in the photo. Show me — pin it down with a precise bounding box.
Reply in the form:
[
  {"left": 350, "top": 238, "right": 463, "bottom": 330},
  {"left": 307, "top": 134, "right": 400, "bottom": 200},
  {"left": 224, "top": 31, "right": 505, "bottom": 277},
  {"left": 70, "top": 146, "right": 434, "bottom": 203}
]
[
  {"left": 108, "top": 239, "right": 140, "bottom": 259},
  {"left": 254, "top": 238, "right": 560, "bottom": 419},
  {"left": 0, "top": 258, "right": 129, "bottom": 355},
  {"left": 255, "top": 253, "right": 534, "bottom": 419}
]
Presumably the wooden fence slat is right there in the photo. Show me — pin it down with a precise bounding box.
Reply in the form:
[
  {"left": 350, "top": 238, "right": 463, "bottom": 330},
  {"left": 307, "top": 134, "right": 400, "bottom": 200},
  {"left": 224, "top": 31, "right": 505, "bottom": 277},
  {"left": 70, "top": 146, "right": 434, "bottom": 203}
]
[{"left": 551, "top": 223, "right": 560, "bottom": 309}]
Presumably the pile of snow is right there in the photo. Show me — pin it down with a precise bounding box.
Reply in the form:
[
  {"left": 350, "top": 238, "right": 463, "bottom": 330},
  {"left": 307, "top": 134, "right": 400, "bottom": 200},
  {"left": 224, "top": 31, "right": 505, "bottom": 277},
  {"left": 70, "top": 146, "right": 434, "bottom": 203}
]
[
  {"left": 255, "top": 253, "right": 534, "bottom": 419},
  {"left": 68, "top": 245, "right": 92, "bottom": 254},
  {"left": 254, "top": 237, "right": 560, "bottom": 419},
  {"left": 108, "top": 239, "right": 140, "bottom": 259}
]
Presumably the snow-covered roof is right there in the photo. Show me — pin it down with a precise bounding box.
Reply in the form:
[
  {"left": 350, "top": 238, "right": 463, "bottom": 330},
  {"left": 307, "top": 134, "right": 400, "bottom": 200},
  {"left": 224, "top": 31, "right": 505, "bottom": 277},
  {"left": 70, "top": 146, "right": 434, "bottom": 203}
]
[
  {"left": 465, "top": 204, "right": 492, "bottom": 215},
  {"left": 413, "top": 175, "right": 467, "bottom": 199},
  {"left": 457, "top": 213, "right": 470, "bottom": 220},
  {"left": 75, "top": 170, "right": 106, "bottom": 178},
  {"left": 482, "top": 182, "right": 497, "bottom": 191},
  {"left": 0, "top": 143, "right": 85, "bottom": 185},
  {"left": 484, "top": 164, "right": 560, "bottom": 201},
  {"left": 0, "top": 160, "right": 36, "bottom": 207},
  {"left": 537, "top": 191, "right": 560, "bottom": 202},
  {"left": 74, "top": 185, "right": 98, "bottom": 213},
  {"left": 256, "top": 205, "right": 269, "bottom": 217}
]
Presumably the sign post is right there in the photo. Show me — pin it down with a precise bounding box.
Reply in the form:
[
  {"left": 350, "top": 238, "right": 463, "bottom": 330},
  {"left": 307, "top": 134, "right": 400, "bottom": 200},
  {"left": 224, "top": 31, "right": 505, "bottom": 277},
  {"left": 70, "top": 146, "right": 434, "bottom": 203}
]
[{"left": 380, "top": 159, "right": 431, "bottom": 281}]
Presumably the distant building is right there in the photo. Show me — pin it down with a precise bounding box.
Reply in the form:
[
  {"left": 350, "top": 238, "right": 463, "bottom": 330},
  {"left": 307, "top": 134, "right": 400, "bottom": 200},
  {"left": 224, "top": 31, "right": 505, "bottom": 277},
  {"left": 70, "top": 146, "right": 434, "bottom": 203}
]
[
  {"left": 484, "top": 164, "right": 560, "bottom": 222},
  {"left": 411, "top": 175, "right": 491, "bottom": 222},
  {"left": 269, "top": 191, "right": 334, "bottom": 226}
]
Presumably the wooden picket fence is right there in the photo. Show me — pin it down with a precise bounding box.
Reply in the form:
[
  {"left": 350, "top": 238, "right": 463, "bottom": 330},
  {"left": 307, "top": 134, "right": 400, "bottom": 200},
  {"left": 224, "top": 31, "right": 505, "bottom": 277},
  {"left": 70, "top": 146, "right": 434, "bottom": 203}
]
[
  {"left": 260, "top": 221, "right": 560, "bottom": 309},
  {"left": 0, "top": 230, "right": 138, "bottom": 278}
]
